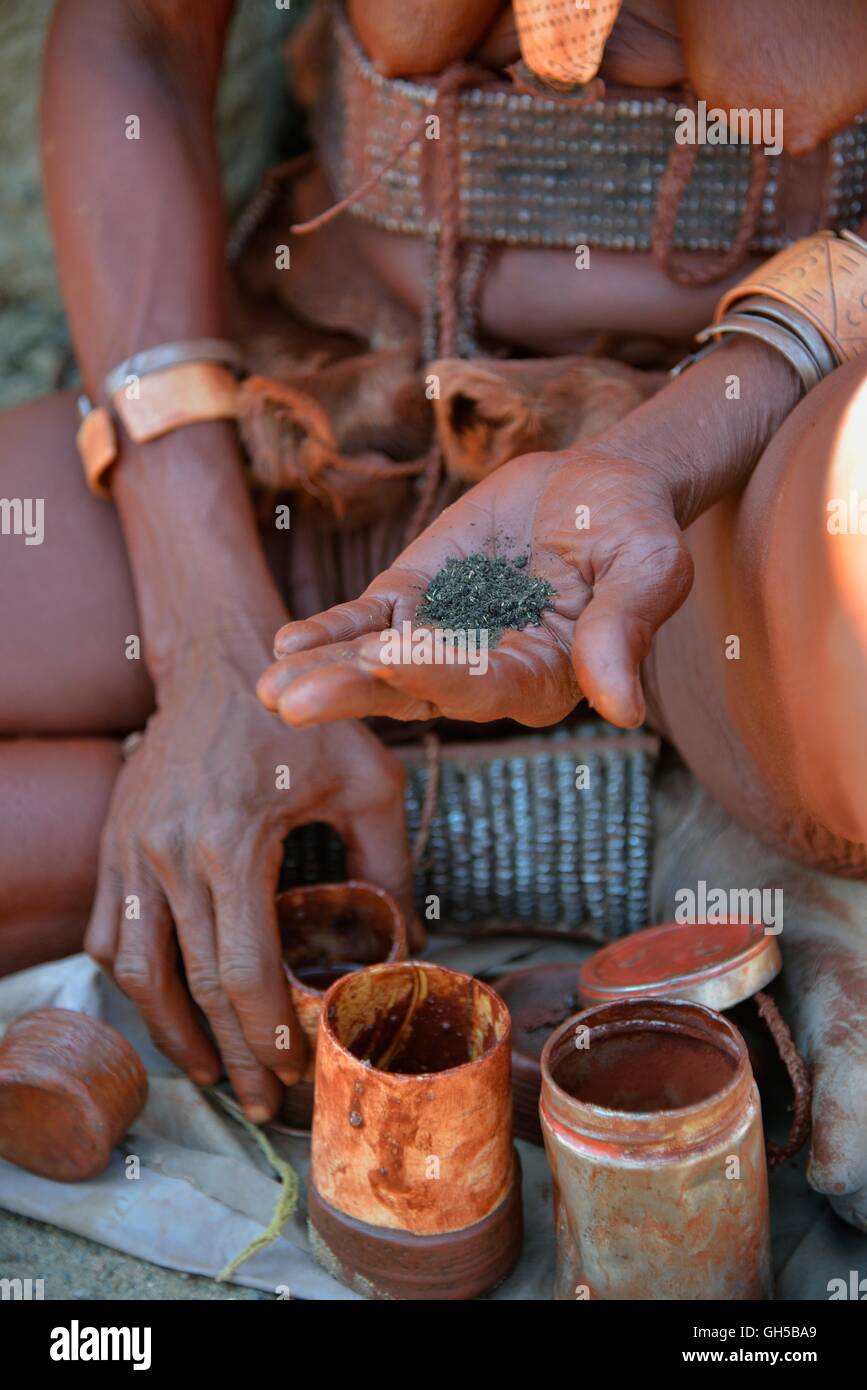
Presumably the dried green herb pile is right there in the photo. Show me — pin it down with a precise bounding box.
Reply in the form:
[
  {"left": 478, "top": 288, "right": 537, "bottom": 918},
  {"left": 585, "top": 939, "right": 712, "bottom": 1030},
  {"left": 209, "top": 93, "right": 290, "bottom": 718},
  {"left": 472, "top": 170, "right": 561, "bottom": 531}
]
[{"left": 415, "top": 552, "right": 555, "bottom": 646}]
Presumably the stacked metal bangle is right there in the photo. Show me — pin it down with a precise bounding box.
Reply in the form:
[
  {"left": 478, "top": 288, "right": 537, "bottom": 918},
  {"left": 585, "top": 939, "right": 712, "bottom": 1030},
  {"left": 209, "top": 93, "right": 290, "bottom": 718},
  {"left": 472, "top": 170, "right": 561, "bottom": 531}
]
[
  {"left": 692, "top": 294, "right": 836, "bottom": 394},
  {"left": 102, "top": 338, "right": 244, "bottom": 401}
]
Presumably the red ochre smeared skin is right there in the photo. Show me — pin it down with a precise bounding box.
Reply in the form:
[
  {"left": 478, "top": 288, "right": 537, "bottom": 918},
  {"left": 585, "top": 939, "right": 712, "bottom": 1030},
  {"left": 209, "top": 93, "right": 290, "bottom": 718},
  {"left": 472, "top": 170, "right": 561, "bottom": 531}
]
[
  {"left": 0, "top": 0, "right": 866, "bottom": 1220},
  {"left": 0, "top": 1009, "right": 148, "bottom": 1181}
]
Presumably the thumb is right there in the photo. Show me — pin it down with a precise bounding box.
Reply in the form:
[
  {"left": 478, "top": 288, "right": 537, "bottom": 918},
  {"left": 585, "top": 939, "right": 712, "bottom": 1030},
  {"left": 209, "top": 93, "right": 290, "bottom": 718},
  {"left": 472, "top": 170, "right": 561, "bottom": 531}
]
[{"left": 571, "top": 534, "right": 693, "bottom": 728}]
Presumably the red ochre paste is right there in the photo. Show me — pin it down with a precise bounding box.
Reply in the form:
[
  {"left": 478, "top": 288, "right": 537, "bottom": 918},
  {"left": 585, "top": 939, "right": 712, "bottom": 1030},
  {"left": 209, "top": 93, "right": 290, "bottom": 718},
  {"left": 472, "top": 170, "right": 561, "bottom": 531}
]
[{"left": 553, "top": 1026, "right": 737, "bottom": 1112}]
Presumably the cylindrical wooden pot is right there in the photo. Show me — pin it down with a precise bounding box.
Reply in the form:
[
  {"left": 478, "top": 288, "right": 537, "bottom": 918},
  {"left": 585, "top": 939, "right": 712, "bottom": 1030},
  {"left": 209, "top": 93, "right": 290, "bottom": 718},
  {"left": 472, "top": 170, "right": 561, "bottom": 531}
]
[
  {"left": 540, "top": 998, "right": 772, "bottom": 1301},
  {"left": 0, "top": 1008, "right": 148, "bottom": 1182},
  {"left": 493, "top": 963, "right": 582, "bottom": 1145},
  {"left": 277, "top": 880, "right": 407, "bottom": 1126},
  {"left": 309, "top": 961, "right": 522, "bottom": 1299}
]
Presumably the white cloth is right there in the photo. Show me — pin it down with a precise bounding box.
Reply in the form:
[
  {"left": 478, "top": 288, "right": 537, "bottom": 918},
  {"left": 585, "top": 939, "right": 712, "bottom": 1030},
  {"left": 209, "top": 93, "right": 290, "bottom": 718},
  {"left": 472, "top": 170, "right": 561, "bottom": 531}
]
[{"left": 1, "top": 940, "right": 863, "bottom": 1299}]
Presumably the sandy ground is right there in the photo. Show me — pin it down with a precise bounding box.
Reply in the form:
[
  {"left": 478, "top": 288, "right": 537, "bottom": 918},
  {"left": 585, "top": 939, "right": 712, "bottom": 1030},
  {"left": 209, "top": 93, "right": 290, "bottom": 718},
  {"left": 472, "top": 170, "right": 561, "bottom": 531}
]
[{"left": 0, "top": 1209, "right": 270, "bottom": 1301}]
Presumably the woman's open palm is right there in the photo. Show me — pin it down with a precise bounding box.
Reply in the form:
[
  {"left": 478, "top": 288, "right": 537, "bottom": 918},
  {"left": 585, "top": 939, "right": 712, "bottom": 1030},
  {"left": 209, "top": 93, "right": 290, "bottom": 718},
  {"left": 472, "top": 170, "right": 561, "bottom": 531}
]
[{"left": 258, "top": 447, "right": 694, "bottom": 730}]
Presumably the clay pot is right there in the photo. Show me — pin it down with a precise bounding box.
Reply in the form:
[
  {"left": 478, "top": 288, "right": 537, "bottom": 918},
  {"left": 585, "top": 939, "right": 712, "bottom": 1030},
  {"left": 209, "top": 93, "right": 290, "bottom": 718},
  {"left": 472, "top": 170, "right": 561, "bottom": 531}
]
[
  {"left": 0, "top": 1008, "right": 148, "bottom": 1182},
  {"left": 276, "top": 881, "right": 407, "bottom": 1126},
  {"left": 308, "top": 961, "right": 522, "bottom": 1299},
  {"left": 540, "top": 998, "right": 772, "bottom": 1301},
  {"left": 492, "top": 963, "right": 582, "bottom": 1145}
]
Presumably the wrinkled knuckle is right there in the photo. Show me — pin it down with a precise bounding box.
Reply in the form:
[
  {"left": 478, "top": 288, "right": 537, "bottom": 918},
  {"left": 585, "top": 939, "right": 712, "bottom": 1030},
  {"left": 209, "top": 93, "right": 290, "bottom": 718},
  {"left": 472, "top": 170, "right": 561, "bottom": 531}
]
[
  {"left": 185, "top": 968, "right": 226, "bottom": 1012},
  {"left": 631, "top": 534, "right": 693, "bottom": 607},
  {"left": 113, "top": 954, "right": 154, "bottom": 997},
  {"left": 97, "top": 845, "right": 124, "bottom": 881},
  {"left": 95, "top": 856, "right": 125, "bottom": 900},
  {"left": 139, "top": 823, "right": 176, "bottom": 863},
  {"left": 220, "top": 958, "right": 270, "bottom": 1000}
]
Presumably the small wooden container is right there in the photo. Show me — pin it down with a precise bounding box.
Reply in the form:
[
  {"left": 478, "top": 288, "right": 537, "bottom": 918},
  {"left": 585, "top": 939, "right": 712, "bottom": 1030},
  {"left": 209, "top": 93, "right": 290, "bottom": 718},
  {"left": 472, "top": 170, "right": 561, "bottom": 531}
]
[
  {"left": 277, "top": 881, "right": 407, "bottom": 1127},
  {"left": 309, "top": 961, "right": 522, "bottom": 1299},
  {"left": 0, "top": 1008, "right": 148, "bottom": 1182}
]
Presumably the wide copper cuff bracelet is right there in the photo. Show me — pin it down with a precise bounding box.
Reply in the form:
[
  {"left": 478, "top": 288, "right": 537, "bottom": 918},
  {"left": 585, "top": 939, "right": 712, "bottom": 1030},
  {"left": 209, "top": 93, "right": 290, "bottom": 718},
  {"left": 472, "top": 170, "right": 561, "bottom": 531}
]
[
  {"left": 715, "top": 229, "right": 867, "bottom": 368},
  {"left": 76, "top": 345, "right": 242, "bottom": 499}
]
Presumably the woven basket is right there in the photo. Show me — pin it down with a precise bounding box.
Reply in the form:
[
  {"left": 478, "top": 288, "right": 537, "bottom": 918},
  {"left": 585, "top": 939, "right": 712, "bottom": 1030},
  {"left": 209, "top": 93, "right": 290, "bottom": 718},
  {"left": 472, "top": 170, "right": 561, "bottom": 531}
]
[{"left": 280, "top": 723, "right": 658, "bottom": 941}]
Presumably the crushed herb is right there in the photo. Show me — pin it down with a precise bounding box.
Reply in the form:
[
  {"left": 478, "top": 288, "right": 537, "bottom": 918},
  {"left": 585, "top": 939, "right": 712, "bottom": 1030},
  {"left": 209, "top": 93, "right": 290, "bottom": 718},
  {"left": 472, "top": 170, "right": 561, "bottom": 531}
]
[{"left": 415, "top": 552, "right": 555, "bottom": 646}]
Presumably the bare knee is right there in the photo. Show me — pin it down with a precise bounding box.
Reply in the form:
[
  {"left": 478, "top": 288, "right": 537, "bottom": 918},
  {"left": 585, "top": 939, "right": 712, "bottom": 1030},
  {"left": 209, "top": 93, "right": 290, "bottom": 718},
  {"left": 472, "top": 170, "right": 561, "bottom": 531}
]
[
  {"left": 735, "top": 362, "right": 867, "bottom": 849},
  {"left": 0, "top": 391, "right": 154, "bottom": 735},
  {"left": 647, "top": 362, "right": 867, "bottom": 869},
  {"left": 0, "top": 737, "right": 121, "bottom": 975}
]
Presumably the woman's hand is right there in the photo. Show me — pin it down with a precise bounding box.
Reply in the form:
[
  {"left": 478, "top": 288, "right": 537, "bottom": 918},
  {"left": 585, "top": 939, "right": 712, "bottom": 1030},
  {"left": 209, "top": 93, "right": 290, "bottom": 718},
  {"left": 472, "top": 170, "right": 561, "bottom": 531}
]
[
  {"left": 258, "top": 446, "right": 694, "bottom": 731},
  {"left": 86, "top": 636, "right": 413, "bottom": 1123},
  {"left": 259, "top": 338, "right": 805, "bottom": 732}
]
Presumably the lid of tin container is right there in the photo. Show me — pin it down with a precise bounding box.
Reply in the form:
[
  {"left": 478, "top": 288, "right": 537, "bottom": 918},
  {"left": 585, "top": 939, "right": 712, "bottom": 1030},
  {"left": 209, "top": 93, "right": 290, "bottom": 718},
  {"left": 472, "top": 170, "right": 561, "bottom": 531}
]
[{"left": 578, "top": 921, "right": 782, "bottom": 1013}]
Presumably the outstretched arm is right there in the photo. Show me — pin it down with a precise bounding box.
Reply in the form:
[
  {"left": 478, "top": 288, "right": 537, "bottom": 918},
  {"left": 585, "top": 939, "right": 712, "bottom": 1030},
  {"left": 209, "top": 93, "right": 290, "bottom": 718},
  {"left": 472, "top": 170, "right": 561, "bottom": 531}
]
[{"left": 259, "top": 338, "right": 801, "bottom": 732}]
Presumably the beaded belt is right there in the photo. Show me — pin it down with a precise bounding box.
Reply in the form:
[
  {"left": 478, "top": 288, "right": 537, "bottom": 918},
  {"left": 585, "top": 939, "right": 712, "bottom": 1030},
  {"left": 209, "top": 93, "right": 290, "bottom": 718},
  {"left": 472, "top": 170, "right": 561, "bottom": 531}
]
[
  {"left": 313, "top": 1, "right": 867, "bottom": 257},
  {"left": 280, "top": 724, "right": 658, "bottom": 940}
]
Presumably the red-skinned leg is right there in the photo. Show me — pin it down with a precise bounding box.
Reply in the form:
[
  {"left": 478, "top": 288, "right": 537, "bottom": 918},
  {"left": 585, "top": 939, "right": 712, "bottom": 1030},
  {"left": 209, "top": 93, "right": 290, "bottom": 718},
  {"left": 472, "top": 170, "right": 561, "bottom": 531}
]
[
  {"left": 0, "top": 391, "right": 154, "bottom": 737},
  {"left": 0, "top": 392, "right": 152, "bottom": 971},
  {"left": 646, "top": 358, "right": 867, "bottom": 1226},
  {"left": 0, "top": 738, "right": 121, "bottom": 974}
]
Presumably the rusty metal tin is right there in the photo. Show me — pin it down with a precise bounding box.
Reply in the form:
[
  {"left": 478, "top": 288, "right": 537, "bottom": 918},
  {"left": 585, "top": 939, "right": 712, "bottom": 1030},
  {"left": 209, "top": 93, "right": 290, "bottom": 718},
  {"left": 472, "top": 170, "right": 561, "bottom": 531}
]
[
  {"left": 309, "top": 961, "right": 522, "bottom": 1299},
  {"left": 578, "top": 921, "right": 782, "bottom": 1013},
  {"left": 540, "top": 998, "right": 772, "bottom": 1300},
  {"left": 277, "top": 880, "right": 407, "bottom": 1126}
]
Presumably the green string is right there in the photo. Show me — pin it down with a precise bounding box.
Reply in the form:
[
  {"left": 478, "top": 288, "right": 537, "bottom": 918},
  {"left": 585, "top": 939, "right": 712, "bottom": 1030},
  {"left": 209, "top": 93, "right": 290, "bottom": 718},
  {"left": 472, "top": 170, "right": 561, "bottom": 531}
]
[{"left": 211, "top": 1097, "right": 299, "bottom": 1283}]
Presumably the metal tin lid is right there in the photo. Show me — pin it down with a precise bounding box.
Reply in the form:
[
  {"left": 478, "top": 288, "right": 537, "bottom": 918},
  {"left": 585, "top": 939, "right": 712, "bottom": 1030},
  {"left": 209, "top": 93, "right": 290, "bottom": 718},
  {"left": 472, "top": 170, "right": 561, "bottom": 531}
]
[{"left": 578, "top": 921, "right": 782, "bottom": 1013}]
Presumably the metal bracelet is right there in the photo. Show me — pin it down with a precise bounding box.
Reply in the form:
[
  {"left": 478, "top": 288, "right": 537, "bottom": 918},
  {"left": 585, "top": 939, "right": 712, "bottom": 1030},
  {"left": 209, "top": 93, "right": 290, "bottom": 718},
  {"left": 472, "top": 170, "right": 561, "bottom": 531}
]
[
  {"left": 102, "top": 338, "right": 244, "bottom": 401},
  {"left": 668, "top": 338, "right": 728, "bottom": 378},
  {"left": 718, "top": 313, "right": 828, "bottom": 385},
  {"left": 694, "top": 315, "right": 823, "bottom": 393},
  {"left": 840, "top": 227, "right": 867, "bottom": 257},
  {"left": 734, "top": 296, "right": 837, "bottom": 378}
]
